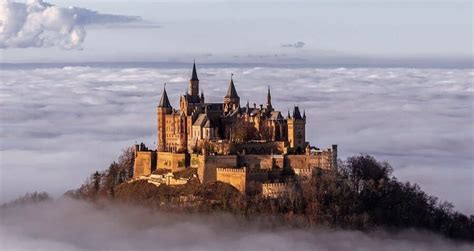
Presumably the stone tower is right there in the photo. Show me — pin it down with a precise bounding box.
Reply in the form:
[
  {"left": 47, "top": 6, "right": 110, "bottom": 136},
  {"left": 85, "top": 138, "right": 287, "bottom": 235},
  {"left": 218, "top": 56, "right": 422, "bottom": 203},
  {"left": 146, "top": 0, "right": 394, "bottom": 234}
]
[
  {"left": 157, "top": 84, "right": 172, "bottom": 151},
  {"left": 224, "top": 75, "right": 240, "bottom": 113},
  {"left": 287, "top": 106, "right": 306, "bottom": 152}
]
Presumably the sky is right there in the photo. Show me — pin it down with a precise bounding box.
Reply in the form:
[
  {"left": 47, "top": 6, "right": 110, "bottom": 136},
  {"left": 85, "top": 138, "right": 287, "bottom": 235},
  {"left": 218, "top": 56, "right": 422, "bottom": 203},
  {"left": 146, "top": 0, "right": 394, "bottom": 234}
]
[{"left": 0, "top": 0, "right": 472, "bottom": 65}]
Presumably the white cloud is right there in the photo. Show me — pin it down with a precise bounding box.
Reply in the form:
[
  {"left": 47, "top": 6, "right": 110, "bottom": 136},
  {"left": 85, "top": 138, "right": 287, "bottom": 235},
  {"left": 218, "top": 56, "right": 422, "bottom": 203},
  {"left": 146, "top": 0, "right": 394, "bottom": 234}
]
[
  {"left": 0, "top": 66, "right": 472, "bottom": 215},
  {"left": 0, "top": 0, "right": 143, "bottom": 49},
  {"left": 0, "top": 199, "right": 472, "bottom": 251}
]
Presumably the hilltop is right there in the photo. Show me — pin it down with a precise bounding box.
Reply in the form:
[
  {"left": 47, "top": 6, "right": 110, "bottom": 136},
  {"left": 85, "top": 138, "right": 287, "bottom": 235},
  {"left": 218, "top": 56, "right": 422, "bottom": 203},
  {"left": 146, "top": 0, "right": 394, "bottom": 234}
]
[{"left": 58, "top": 147, "right": 474, "bottom": 242}]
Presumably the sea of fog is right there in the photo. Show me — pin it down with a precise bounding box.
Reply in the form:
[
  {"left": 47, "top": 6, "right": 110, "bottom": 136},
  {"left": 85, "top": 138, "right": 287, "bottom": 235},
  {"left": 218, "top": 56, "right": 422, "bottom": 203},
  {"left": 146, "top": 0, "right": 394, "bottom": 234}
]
[
  {"left": 0, "top": 199, "right": 472, "bottom": 251},
  {"left": 0, "top": 66, "right": 472, "bottom": 217}
]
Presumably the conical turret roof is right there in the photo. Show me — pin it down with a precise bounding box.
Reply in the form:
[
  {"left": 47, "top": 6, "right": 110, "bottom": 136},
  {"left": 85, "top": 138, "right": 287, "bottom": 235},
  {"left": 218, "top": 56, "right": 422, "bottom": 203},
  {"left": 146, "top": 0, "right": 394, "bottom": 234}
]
[
  {"left": 158, "top": 85, "right": 172, "bottom": 109},
  {"left": 191, "top": 61, "right": 199, "bottom": 81},
  {"left": 225, "top": 75, "right": 239, "bottom": 98}
]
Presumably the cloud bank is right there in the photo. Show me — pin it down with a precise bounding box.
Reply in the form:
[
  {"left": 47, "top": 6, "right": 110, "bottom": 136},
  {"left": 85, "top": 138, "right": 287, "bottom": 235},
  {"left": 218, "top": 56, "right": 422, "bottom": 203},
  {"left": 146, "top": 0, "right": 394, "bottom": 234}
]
[
  {"left": 0, "top": 66, "right": 472, "bottom": 216},
  {"left": 0, "top": 199, "right": 472, "bottom": 251},
  {"left": 0, "top": 0, "right": 142, "bottom": 49}
]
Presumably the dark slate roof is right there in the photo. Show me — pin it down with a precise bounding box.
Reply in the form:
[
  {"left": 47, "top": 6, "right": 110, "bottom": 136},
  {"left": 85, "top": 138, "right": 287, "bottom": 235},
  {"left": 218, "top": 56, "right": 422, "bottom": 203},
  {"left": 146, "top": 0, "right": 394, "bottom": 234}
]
[
  {"left": 158, "top": 86, "right": 172, "bottom": 108},
  {"left": 191, "top": 61, "right": 199, "bottom": 81},
  {"left": 225, "top": 77, "right": 239, "bottom": 98},
  {"left": 193, "top": 114, "right": 208, "bottom": 127},
  {"left": 293, "top": 106, "right": 303, "bottom": 120}
]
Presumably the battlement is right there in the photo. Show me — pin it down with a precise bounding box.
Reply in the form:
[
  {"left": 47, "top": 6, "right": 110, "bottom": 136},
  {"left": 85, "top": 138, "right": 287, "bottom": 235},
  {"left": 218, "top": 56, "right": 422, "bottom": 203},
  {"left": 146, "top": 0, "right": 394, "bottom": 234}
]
[
  {"left": 261, "top": 182, "right": 292, "bottom": 198},
  {"left": 247, "top": 168, "right": 268, "bottom": 174},
  {"left": 261, "top": 182, "right": 289, "bottom": 188},
  {"left": 216, "top": 167, "right": 246, "bottom": 173}
]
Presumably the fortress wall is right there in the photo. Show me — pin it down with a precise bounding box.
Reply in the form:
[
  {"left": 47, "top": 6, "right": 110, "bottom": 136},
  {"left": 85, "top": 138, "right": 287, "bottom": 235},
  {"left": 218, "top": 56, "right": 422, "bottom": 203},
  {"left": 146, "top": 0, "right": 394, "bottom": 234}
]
[
  {"left": 261, "top": 182, "right": 292, "bottom": 198},
  {"left": 216, "top": 167, "right": 246, "bottom": 194},
  {"left": 157, "top": 152, "right": 186, "bottom": 172},
  {"left": 247, "top": 168, "right": 269, "bottom": 182},
  {"left": 197, "top": 155, "right": 238, "bottom": 183},
  {"left": 238, "top": 155, "right": 273, "bottom": 169},
  {"left": 285, "top": 155, "right": 309, "bottom": 169},
  {"left": 235, "top": 141, "right": 285, "bottom": 154},
  {"left": 133, "top": 151, "right": 156, "bottom": 178},
  {"left": 308, "top": 150, "right": 333, "bottom": 170},
  {"left": 285, "top": 150, "right": 334, "bottom": 170}
]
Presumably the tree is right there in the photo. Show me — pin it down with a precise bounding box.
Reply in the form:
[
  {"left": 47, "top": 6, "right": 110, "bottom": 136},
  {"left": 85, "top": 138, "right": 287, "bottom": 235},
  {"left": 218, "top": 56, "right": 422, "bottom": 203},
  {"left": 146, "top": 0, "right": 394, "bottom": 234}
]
[
  {"left": 92, "top": 171, "right": 101, "bottom": 195},
  {"left": 231, "top": 119, "right": 258, "bottom": 142}
]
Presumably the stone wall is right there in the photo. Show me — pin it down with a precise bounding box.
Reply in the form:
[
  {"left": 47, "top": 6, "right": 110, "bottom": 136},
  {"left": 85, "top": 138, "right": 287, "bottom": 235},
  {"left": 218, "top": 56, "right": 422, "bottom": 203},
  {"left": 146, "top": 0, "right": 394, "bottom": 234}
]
[
  {"left": 238, "top": 154, "right": 285, "bottom": 170},
  {"left": 216, "top": 167, "right": 247, "bottom": 193},
  {"left": 235, "top": 141, "right": 286, "bottom": 154},
  {"left": 133, "top": 151, "right": 156, "bottom": 178},
  {"left": 285, "top": 149, "right": 334, "bottom": 170},
  {"left": 261, "top": 182, "right": 292, "bottom": 198},
  {"left": 197, "top": 155, "right": 238, "bottom": 183},
  {"left": 156, "top": 152, "right": 187, "bottom": 172}
]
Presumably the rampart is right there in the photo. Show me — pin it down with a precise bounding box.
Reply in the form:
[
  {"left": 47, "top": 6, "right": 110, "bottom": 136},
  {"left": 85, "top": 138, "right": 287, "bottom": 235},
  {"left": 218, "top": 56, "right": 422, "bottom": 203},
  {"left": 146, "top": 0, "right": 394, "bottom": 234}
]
[
  {"left": 157, "top": 152, "right": 187, "bottom": 172},
  {"left": 261, "top": 182, "right": 292, "bottom": 198},
  {"left": 235, "top": 141, "right": 286, "bottom": 155},
  {"left": 216, "top": 167, "right": 247, "bottom": 193},
  {"left": 285, "top": 148, "right": 334, "bottom": 170},
  {"left": 197, "top": 155, "right": 238, "bottom": 183}
]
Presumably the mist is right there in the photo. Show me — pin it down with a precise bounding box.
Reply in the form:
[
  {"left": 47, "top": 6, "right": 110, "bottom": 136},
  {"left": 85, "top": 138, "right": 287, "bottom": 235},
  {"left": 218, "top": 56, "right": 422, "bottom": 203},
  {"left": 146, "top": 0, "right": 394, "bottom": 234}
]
[{"left": 0, "top": 199, "right": 472, "bottom": 251}]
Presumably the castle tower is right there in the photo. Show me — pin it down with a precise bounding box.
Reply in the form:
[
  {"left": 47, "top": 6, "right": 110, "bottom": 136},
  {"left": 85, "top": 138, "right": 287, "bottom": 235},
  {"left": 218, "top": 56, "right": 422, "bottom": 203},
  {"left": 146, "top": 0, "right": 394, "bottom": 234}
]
[
  {"left": 287, "top": 105, "right": 306, "bottom": 152},
  {"left": 224, "top": 74, "right": 240, "bottom": 113},
  {"left": 189, "top": 61, "right": 199, "bottom": 98},
  {"left": 157, "top": 84, "right": 173, "bottom": 151}
]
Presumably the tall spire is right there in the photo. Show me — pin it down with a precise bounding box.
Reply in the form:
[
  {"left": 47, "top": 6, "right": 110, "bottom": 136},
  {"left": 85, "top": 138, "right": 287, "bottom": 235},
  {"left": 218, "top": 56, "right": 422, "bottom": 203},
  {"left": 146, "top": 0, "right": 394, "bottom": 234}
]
[
  {"left": 225, "top": 73, "right": 239, "bottom": 98},
  {"left": 266, "top": 85, "right": 272, "bottom": 108},
  {"left": 188, "top": 60, "right": 200, "bottom": 98},
  {"left": 191, "top": 60, "right": 199, "bottom": 81},
  {"left": 158, "top": 83, "right": 172, "bottom": 108}
]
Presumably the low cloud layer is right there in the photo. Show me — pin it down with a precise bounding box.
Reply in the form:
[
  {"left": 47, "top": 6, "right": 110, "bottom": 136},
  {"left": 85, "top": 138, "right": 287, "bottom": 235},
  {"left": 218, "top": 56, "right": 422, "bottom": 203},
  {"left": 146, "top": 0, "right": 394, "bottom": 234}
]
[
  {"left": 282, "top": 41, "right": 305, "bottom": 49},
  {"left": 0, "top": 66, "right": 472, "bottom": 215},
  {"left": 0, "top": 199, "right": 472, "bottom": 251},
  {"left": 0, "top": 0, "right": 143, "bottom": 49}
]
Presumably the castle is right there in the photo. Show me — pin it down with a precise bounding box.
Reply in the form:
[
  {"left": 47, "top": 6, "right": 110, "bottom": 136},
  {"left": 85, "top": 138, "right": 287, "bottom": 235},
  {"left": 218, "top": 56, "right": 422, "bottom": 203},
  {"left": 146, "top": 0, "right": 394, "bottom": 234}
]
[{"left": 133, "top": 62, "right": 337, "bottom": 195}]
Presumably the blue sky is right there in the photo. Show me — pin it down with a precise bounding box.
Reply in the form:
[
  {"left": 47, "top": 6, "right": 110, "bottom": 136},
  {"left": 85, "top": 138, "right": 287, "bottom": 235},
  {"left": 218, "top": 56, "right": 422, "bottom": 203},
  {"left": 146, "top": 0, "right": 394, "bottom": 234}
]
[{"left": 1, "top": 0, "right": 472, "bottom": 64}]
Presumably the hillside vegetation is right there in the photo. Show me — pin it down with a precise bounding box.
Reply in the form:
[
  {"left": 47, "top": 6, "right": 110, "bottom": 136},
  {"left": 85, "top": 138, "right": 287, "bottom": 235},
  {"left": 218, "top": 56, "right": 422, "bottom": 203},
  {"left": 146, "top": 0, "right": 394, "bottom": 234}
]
[{"left": 62, "top": 147, "right": 473, "bottom": 241}]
